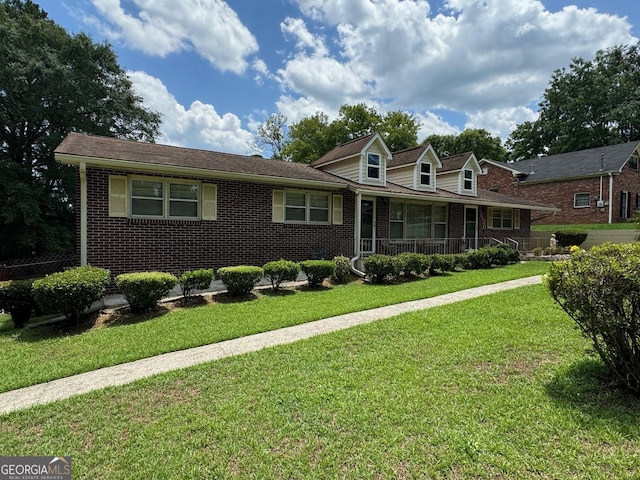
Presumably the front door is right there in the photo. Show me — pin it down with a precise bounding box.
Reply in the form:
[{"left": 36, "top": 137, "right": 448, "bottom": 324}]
[
  {"left": 361, "top": 198, "right": 376, "bottom": 253},
  {"left": 464, "top": 206, "right": 478, "bottom": 249}
]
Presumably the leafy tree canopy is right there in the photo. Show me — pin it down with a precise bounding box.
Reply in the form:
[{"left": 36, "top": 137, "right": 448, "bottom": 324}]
[
  {"left": 271, "top": 103, "right": 419, "bottom": 164},
  {"left": 424, "top": 129, "right": 508, "bottom": 161},
  {"left": 507, "top": 43, "right": 640, "bottom": 160},
  {"left": 0, "top": 0, "right": 161, "bottom": 259}
]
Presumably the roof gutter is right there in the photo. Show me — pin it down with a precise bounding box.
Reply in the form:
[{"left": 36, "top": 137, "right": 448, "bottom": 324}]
[
  {"left": 351, "top": 187, "right": 559, "bottom": 212},
  {"left": 55, "top": 153, "right": 348, "bottom": 190}
]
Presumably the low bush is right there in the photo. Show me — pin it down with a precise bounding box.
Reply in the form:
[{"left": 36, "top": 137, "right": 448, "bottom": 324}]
[
  {"left": 554, "top": 230, "right": 588, "bottom": 247},
  {"left": 115, "top": 271, "right": 177, "bottom": 313},
  {"left": 396, "top": 252, "right": 430, "bottom": 278},
  {"left": 363, "top": 254, "right": 401, "bottom": 284},
  {"left": 217, "top": 266, "right": 263, "bottom": 296},
  {"left": 33, "top": 266, "right": 110, "bottom": 322},
  {"left": 0, "top": 279, "right": 35, "bottom": 328},
  {"left": 300, "top": 260, "right": 336, "bottom": 288},
  {"left": 263, "top": 260, "right": 299, "bottom": 292},
  {"left": 485, "top": 246, "right": 515, "bottom": 266},
  {"left": 464, "top": 249, "right": 492, "bottom": 269},
  {"left": 178, "top": 269, "right": 214, "bottom": 299},
  {"left": 331, "top": 255, "right": 352, "bottom": 284},
  {"left": 546, "top": 242, "right": 640, "bottom": 395},
  {"left": 494, "top": 243, "right": 521, "bottom": 264}
]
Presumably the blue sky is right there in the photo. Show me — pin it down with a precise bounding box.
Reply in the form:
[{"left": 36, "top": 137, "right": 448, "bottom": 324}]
[{"left": 44, "top": 0, "right": 639, "bottom": 155}]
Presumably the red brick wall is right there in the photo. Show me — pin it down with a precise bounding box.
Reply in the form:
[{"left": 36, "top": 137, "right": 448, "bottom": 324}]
[
  {"left": 84, "top": 167, "right": 355, "bottom": 278},
  {"left": 479, "top": 162, "right": 640, "bottom": 224}
]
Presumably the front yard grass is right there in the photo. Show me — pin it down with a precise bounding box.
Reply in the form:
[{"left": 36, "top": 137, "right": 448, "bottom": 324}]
[
  {"left": 1, "top": 284, "right": 638, "bottom": 478},
  {"left": 0, "top": 262, "right": 547, "bottom": 393}
]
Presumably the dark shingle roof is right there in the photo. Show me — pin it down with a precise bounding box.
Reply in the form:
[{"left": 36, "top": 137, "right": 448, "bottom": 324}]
[
  {"left": 387, "top": 143, "right": 433, "bottom": 168},
  {"left": 311, "top": 132, "right": 378, "bottom": 167},
  {"left": 55, "top": 132, "right": 346, "bottom": 186},
  {"left": 494, "top": 142, "right": 640, "bottom": 183},
  {"left": 437, "top": 152, "right": 474, "bottom": 173}
]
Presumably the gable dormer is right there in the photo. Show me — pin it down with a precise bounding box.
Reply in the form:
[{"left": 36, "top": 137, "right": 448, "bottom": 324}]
[
  {"left": 312, "top": 132, "right": 391, "bottom": 186},
  {"left": 437, "top": 152, "right": 481, "bottom": 196},
  {"left": 387, "top": 143, "right": 441, "bottom": 192}
]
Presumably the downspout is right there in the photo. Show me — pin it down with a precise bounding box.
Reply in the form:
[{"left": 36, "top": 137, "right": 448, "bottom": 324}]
[
  {"left": 608, "top": 173, "right": 613, "bottom": 224},
  {"left": 350, "top": 192, "right": 365, "bottom": 277},
  {"left": 79, "top": 162, "right": 88, "bottom": 266}
]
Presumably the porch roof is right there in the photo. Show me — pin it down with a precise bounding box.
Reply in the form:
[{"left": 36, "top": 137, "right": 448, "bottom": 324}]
[{"left": 336, "top": 177, "right": 558, "bottom": 212}]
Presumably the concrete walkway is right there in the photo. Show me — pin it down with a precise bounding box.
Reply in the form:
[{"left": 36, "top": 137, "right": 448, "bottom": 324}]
[{"left": 0, "top": 275, "right": 542, "bottom": 415}]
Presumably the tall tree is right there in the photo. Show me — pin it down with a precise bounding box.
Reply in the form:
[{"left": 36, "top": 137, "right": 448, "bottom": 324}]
[
  {"left": 425, "top": 129, "right": 507, "bottom": 161},
  {"left": 0, "top": 0, "right": 161, "bottom": 259},
  {"left": 380, "top": 110, "right": 419, "bottom": 152},
  {"left": 253, "top": 113, "right": 288, "bottom": 159},
  {"left": 507, "top": 43, "right": 640, "bottom": 160},
  {"left": 282, "top": 104, "right": 420, "bottom": 163}
]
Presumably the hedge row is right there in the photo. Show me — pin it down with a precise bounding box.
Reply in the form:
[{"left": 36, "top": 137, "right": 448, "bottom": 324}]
[
  {"left": 0, "top": 256, "right": 350, "bottom": 327},
  {"left": 363, "top": 244, "right": 520, "bottom": 284}
]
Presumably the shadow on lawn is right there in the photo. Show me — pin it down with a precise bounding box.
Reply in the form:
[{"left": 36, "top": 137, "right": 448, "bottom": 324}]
[{"left": 546, "top": 357, "right": 640, "bottom": 436}]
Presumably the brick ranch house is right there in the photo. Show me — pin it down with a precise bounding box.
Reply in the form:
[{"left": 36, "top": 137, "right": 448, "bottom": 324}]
[
  {"left": 478, "top": 142, "right": 640, "bottom": 225},
  {"left": 54, "top": 132, "right": 555, "bottom": 278}
]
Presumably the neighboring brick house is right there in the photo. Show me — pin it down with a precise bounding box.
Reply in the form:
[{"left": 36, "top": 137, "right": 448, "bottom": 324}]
[
  {"left": 478, "top": 142, "right": 640, "bottom": 225},
  {"left": 54, "top": 132, "right": 554, "bottom": 277}
]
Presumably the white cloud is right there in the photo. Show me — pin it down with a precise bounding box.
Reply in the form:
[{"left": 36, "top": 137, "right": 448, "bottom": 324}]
[
  {"left": 128, "top": 71, "right": 255, "bottom": 154},
  {"left": 416, "top": 111, "right": 461, "bottom": 141},
  {"left": 466, "top": 107, "right": 539, "bottom": 141},
  {"left": 281, "top": 0, "right": 637, "bottom": 139},
  {"left": 91, "top": 0, "right": 258, "bottom": 73}
]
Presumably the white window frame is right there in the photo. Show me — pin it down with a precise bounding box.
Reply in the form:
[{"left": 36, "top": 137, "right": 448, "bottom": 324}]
[
  {"left": 463, "top": 169, "right": 474, "bottom": 191},
  {"left": 389, "top": 200, "right": 448, "bottom": 240},
  {"left": 574, "top": 192, "right": 590, "bottom": 208},
  {"left": 130, "top": 176, "right": 200, "bottom": 220},
  {"left": 488, "top": 207, "right": 520, "bottom": 230},
  {"left": 367, "top": 153, "right": 381, "bottom": 180},
  {"left": 419, "top": 162, "right": 431, "bottom": 186},
  {"left": 284, "top": 190, "right": 331, "bottom": 225}
]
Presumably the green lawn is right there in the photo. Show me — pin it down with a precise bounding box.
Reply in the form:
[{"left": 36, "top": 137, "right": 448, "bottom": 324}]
[
  {"left": 1, "top": 284, "right": 638, "bottom": 479},
  {"left": 0, "top": 262, "right": 547, "bottom": 393},
  {"left": 531, "top": 223, "right": 637, "bottom": 231}
]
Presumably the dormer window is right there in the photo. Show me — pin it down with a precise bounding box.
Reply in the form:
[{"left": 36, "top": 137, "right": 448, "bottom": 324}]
[
  {"left": 367, "top": 153, "right": 380, "bottom": 179},
  {"left": 463, "top": 169, "right": 473, "bottom": 190},
  {"left": 420, "top": 162, "right": 431, "bottom": 186}
]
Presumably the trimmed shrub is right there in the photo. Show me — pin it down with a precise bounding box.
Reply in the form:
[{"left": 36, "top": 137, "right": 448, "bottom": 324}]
[
  {"left": 331, "top": 255, "right": 352, "bottom": 284},
  {"left": 363, "top": 254, "right": 401, "bottom": 284},
  {"left": 115, "top": 271, "right": 177, "bottom": 313},
  {"left": 485, "top": 246, "right": 513, "bottom": 266},
  {"left": 546, "top": 242, "right": 640, "bottom": 394},
  {"left": 33, "top": 266, "right": 110, "bottom": 322},
  {"left": 263, "top": 260, "right": 299, "bottom": 292},
  {"left": 554, "top": 230, "right": 588, "bottom": 247},
  {"left": 0, "top": 279, "right": 35, "bottom": 328},
  {"left": 396, "top": 252, "right": 430, "bottom": 277},
  {"left": 217, "top": 266, "right": 263, "bottom": 296},
  {"left": 464, "top": 249, "right": 492, "bottom": 269},
  {"left": 178, "top": 269, "right": 214, "bottom": 299},
  {"left": 495, "top": 243, "right": 521, "bottom": 264},
  {"left": 300, "top": 260, "right": 336, "bottom": 288}
]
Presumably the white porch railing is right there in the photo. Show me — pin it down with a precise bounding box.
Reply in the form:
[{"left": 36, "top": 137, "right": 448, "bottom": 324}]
[{"left": 361, "top": 237, "right": 529, "bottom": 256}]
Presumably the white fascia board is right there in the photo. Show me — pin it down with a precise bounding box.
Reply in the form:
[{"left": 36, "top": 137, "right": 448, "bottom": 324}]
[{"left": 55, "top": 153, "right": 347, "bottom": 190}]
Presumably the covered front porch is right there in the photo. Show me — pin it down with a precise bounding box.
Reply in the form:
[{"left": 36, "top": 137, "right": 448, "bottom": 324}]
[{"left": 353, "top": 193, "right": 532, "bottom": 262}]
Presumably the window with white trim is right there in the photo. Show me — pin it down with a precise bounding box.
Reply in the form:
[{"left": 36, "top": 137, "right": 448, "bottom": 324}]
[
  {"left": 574, "top": 192, "right": 590, "bottom": 208},
  {"left": 463, "top": 169, "right": 473, "bottom": 190},
  {"left": 488, "top": 207, "right": 520, "bottom": 230},
  {"left": 390, "top": 201, "right": 447, "bottom": 239},
  {"left": 130, "top": 178, "right": 200, "bottom": 219},
  {"left": 367, "top": 153, "right": 380, "bottom": 179},
  {"left": 419, "top": 162, "right": 431, "bottom": 186},
  {"left": 284, "top": 190, "right": 331, "bottom": 224}
]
